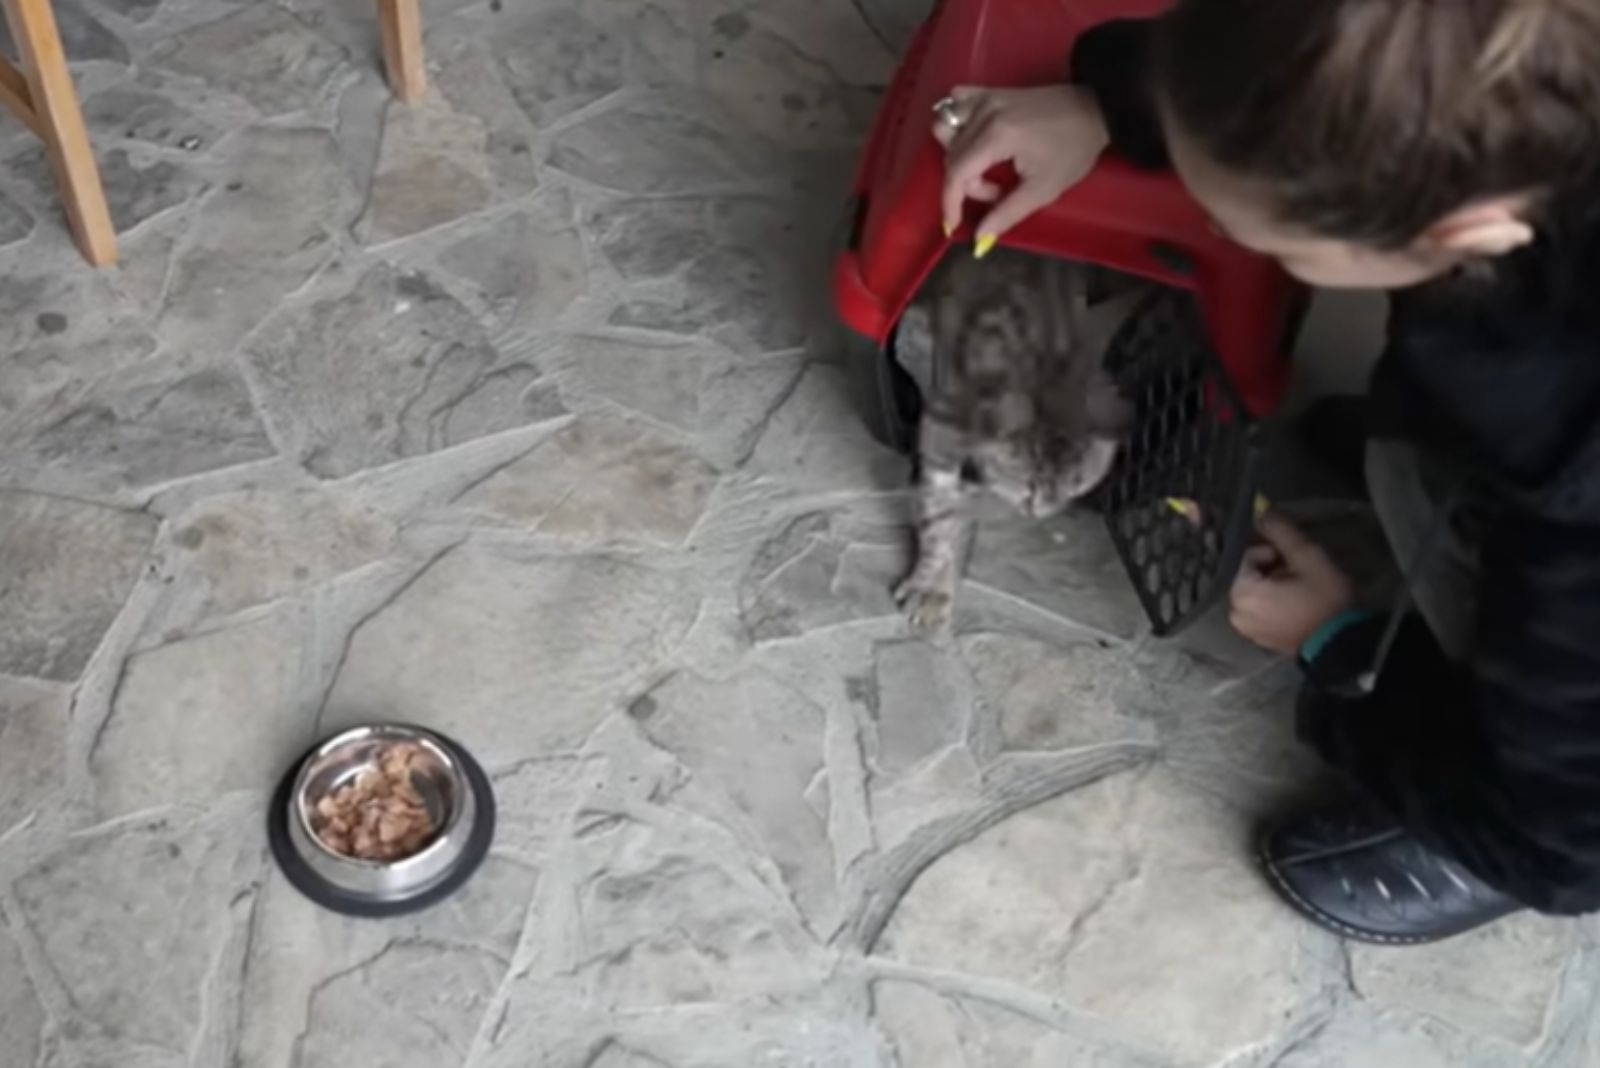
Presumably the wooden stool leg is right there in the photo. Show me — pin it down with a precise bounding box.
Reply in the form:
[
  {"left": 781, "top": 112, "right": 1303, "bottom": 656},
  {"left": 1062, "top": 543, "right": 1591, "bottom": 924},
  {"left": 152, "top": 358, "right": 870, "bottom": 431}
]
[
  {"left": 376, "top": 0, "right": 426, "bottom": 103},
  {"left": 1, "top": 0, "right": 115, "bottom": 265}
]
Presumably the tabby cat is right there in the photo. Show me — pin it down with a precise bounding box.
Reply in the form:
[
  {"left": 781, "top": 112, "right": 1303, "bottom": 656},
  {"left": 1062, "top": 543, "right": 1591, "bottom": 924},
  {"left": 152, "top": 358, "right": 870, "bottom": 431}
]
[{"left": 891, "top": 248, "right": 1150, "bottom": 633}]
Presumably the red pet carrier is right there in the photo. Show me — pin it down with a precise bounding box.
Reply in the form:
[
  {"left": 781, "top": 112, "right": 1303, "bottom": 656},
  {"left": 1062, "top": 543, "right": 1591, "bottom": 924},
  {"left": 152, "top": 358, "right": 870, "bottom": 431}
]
[{"left": 834, "top": 0, "right": 1307, "bottom": 634}]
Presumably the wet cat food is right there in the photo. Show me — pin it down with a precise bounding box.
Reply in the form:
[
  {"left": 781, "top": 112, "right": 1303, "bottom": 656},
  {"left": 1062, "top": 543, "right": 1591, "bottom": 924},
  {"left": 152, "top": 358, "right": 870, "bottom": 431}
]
[{"left": 310, "top": 742, "right": 437, "bottom": 861}]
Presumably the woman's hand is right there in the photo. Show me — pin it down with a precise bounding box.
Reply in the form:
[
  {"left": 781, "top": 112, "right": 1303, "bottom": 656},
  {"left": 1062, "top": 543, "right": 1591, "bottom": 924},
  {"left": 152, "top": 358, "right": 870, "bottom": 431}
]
[
  {"left": 1229, "top": 511, "right": 1355, "bottom": 655},
  {"left": 932, "top": 84, "right": 1110, "bottom": 249}
]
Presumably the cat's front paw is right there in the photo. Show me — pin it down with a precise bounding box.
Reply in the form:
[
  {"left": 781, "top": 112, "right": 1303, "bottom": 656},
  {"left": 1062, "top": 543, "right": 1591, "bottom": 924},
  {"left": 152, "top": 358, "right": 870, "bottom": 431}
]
[{"left": 894, "top": 571, "right": 956, "bottom": 636}]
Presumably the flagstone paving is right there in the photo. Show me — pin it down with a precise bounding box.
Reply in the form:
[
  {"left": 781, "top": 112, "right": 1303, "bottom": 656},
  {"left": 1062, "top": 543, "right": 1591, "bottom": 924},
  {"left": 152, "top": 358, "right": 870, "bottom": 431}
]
[{"left": 0, "top": 0, "right": 1595, "bottom": 1065}]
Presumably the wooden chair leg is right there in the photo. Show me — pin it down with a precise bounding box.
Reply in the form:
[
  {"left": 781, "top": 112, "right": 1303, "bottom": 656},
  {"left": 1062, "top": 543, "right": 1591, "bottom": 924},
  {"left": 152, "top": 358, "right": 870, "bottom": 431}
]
[
  {"left": 1, "top": 0, "right": 115, "bottom": 265},
  {"left": 376, "top": 0, "right": 426, "bottom": 103}
]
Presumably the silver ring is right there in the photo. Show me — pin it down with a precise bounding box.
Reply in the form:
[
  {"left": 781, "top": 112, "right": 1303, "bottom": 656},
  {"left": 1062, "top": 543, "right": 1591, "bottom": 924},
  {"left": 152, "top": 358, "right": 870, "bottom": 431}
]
[{"left": 932, "top": 95, "right": 964, "bottom": 130}]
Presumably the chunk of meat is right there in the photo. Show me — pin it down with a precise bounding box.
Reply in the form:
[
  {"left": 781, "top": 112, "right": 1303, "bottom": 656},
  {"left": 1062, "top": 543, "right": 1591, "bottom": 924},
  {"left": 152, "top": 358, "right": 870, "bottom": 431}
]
[{"left": 308, "top": 742, "right": 438, "bottom": 861}]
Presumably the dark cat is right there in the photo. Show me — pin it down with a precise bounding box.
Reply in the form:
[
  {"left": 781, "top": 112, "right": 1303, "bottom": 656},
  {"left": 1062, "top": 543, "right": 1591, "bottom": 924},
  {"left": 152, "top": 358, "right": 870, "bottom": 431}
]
[{"left": 892, "top": 249, "right": 1149, "bottom": 633}]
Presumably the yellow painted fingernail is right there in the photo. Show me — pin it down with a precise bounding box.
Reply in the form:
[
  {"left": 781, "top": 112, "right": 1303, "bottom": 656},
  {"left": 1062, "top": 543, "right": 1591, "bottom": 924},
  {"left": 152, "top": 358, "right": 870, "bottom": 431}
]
[
  {"left": 1254, "top": 493, "right": 1270, "bottom": 519},
  {"left": 973, "top": 233, "right": 997, "bottom": 259},
  {"left": 1165, "top": 497, "right": 1202, "bottom": 526},
  {"left": 942, "top": 220, "right": 955, "bottom": 238}
]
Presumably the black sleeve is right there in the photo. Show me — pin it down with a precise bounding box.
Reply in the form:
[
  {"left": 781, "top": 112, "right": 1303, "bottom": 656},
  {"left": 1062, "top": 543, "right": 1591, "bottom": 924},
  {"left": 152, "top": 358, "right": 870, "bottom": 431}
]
[
  {"left": 1298, "top": 513, "right": 1600, "bottom": 914},
  {"left": 1070, "top": 20, "right": 1168, "bottom": 169}
]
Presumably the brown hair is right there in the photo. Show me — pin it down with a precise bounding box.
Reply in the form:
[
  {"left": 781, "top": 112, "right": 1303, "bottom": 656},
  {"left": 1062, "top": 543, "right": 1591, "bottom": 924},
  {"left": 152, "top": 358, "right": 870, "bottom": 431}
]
[{"left": 1155, "top": 0, "right": 1600, "bottom": 246}]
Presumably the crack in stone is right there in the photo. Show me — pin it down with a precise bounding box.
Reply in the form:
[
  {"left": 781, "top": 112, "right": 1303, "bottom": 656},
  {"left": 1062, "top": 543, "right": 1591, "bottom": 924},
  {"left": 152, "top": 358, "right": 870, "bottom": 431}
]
[
  {"left": 1056, "top": 853, "right": 1143, "bottom": 967},
  {"left": 285, "top": 941, "right": 418, "bottom": 1068},
  {"left": 1335, "top": 938, "right": 1359, "bottom": 999},
  {"left": 844, "top": 0, "right": 896, "bottom": 53},
  {"left": 392, "top": 336, "right": 482, "bottom": 453},
  {"left": 728, "top": 354, "right": 809, "bottom": 470},
  {"left": 445, "top": 436, "right": 553, "bottom": 507},
  {"left": 310, "top": 542, "right": 462, "bottom": 739},
  {"left": 844, "top": 743, "right": 1154, "bottom": 952},
  {"left": 82, "top": 646, "right": 139, "bottom": 780},
  {"left": 963, "top": 579, "right": 1131, "bottom": 648},
  {"left": 1257, "top": 1017, "right": 1332, "bottom": 1068},
  {"left": 189, "top": 878, "right": 262, "bottom": 1068},
  {"left": 861, "top": 956, "right": 1175, "bottom": 1063}
]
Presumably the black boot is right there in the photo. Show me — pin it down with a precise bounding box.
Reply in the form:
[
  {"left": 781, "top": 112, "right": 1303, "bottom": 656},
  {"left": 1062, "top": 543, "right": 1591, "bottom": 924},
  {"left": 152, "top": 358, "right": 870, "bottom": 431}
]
[{"left": 1260, "top": 804, "right": 1523, "bottom": 944}]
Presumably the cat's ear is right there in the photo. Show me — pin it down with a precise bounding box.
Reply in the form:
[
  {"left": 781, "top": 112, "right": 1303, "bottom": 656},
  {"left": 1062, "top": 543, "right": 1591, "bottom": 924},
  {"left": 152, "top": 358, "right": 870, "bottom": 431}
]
[{"left": 1087, "top": 377, "right": 1133, "bottom": 438}]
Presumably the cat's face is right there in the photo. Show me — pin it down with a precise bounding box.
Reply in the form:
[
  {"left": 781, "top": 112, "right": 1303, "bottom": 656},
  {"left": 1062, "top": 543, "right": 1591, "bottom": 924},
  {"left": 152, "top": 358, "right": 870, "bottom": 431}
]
[
  {"left": 977, "top": 433, "right": 1122, "bottom": 518},
  {"left": 977, "top": 369, "right": 1132, "bottom": 518}
]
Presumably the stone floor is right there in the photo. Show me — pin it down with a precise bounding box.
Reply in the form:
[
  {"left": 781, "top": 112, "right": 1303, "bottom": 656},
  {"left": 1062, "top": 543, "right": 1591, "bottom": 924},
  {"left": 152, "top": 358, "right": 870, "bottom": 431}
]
[{"left": 0, "top": 0, "right": 1596, "bottom": 1065}]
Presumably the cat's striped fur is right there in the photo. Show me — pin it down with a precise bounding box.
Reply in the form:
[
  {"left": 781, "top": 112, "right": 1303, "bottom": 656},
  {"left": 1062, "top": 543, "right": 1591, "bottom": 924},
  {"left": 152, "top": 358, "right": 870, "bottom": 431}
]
[{"left": 892, "top": 249, "right": 1150, "bottom": 633}]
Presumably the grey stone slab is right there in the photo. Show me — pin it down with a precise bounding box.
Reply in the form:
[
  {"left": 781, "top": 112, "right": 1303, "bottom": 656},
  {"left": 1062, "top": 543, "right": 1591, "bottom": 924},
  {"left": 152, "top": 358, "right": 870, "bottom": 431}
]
[
  {"left": 236, "top": 854, "right": 536, "bottom": 1068},
  {"left": 160, "top": 127, "right": 355, "bottom": 350},
  {"left": 590, "top": 1045, "right": 675, "bottom": 1068},
  {"left": 97, "top": 0, "right": 161, "bottom": 23},
  {"left": 331, "top": 70, "right": 387, "bottom": 195},
  {"left": 588, "top": 196, "right": 821, "bottom": 353},
  {"left": 738, "top": 511, "right": 901, "bottom": 643},
  {"left": 4, "top": 353, "right": 276, "bottom": 496},
  {"left": 489, "top": 753, "right": 610, "bottom": 865},
  {"left": 484, "top": 0, "right": 695, "bottom": 128},
  {"left": 424, "top": 22, "right": 542, "bottom": 197},
  {"left": 164, "top": 486, "right": 397, "bottom": 621},
  {"left": 0, "top": 681, "right": 67, "bottom": 838},
  {"left": 874, "top": 980, "right": 1164, "bottom": 1068},
  {"left": 869, "top": 640, "right": 970, "bottom": 777},
  {"left": 0, "top": 185, "right": 33, "bottom": 246},
  {"left": 1350, "top": 913, "right": 1575, "bottom": 1047},
  {"left": 964, "top": 501, "right": 1147, "bottom": 640},
  {"left": 631, "top": 668, "right": 835, "bottom": 923},
  {"left": 81, "top": 85, "right": 219, "bottom": 152},
  {"left": 589, "top": 197, "right": 702, "bottom": 278},
  {"left": 1153, "top": 663, "right": 1333, "bottom": 817},
  {"left": 295, "top": 943, "right": 503, "bottom": 1068},
  {"left": 849, "top": 0, "right": 934, "bottom": 53},
  {"left": 702, "top": 17, "right": 881, "bottom": 150},
  {"left": 548, "top": 91, "right": 787, "bottom": 195},
  {"left": 745, "top": 365, "right": 909, "bottom": 494},
  {"left": 13, "top": 809, "right": 261, "bottom": 1051},
  {"left": 719, "top": 0, "right": 899, "bottom": 86},
  {"left": 1271, "top": 1014, "right": 1508, "bottom": 1068},
  {"left": 276, "top": 0, "right": 475, "bottom": 57},
  {"left": 106, "top": 209, "right": 182, "bottom": 308},
  {"left": 959, "top": 631, "right": 1147, "bottom": 758},
  {"left": 85, "top": 146, "right": 206, "bottom": 231},
  {"left": 540, "top": 335, "right": 803, "bottom": 468},
  {"left": 485, "top": 989, "right": 879, "bottom": 1068},
  {"left": 90, "top": 608, "right": 310, "bottom": 817},
  {"left": 0, "top": 920, "right": 45, "bottom": 1068},
  {"left": 242, "top": 263, "right": 561, "bottom": 479},
  {"left": 866, "top": 743, "right": 985, "bottom": 855},
  {"left": 876, "top": 770, "right": 1315, "bottom": 1065},
  {"left": 436, "top": 194, "right": 587, "bottom": 333},
  {"left": 0, "top": 269, "right": 158, "bottom": 420},
  {"left": 492, "top": 7, "right": 626, "bottom": 127},
  {"left": 355, "top": 95, "right": 499, "bottom": 244},
  {"left": 322, "top": 546, "right": 700, "bottom": 765},
  {"left": 146, "top": 5, "right": 347, "bottom": 116},
  {"left": 0, "top": 0, "right": 1560, "bottom": 1060},
  {"left": 497, "top": 814, "right": 824, "bottom": 1020},
  {"left": 0, "top": 0, "right": 126, "bottom": 64},
  {"left": 0, "top": 491, "right": 156, "bottom": 681},
  {"left": 455, "top": 413, "right": 719, "bottom": 548}
]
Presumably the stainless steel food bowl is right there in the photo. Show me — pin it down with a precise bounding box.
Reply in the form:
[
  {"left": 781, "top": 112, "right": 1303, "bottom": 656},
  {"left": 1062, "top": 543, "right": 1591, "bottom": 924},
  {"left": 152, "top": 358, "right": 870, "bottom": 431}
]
[{"left": 268, "top": 724, "right": 495, "bottom": 917}]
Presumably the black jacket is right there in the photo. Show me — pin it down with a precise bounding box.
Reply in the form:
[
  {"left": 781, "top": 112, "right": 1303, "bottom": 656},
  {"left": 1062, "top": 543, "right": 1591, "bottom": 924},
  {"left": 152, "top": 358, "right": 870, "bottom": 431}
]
[{"left": 1074, "top": 21, "right": 1600, "bottom": 913}]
